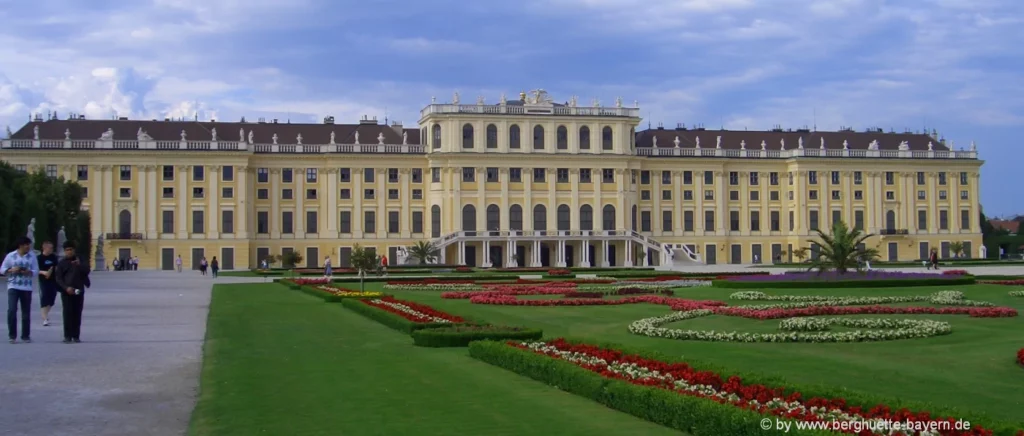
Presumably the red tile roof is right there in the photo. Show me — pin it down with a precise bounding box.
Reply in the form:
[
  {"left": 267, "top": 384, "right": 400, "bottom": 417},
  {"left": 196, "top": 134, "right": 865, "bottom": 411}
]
[{"left": 990, "top": 219, "right": 1020, "bottom": 234}]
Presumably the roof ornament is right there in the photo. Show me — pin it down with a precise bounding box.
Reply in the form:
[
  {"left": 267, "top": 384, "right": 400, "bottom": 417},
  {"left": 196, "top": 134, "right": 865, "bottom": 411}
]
[
  {"left": 431, "top": 96, "right": 437, "bottom": 104},
  {"left": 519, "top": 91, "right": 527, "bottom": 102},
  {"left": 740, "top": 140, "right": 746, "bottom": 150},
  {"left": 453, "top": 91, "right": 460, "bottom": 104},
  {"left": 500, "top": 93, "right": 507, "bottom": 105},
  {"left": 137, "top": 128, "right": 152, "bottom": 141},
  {"left": 330, "top": 131, "right": 336, "bottom": 145},
  {"left": 354, "top": 130, "right": 360, "bottom": 144},
  {"left": 634, "top": 100, "right": 639, "bottom": 108},
  {"left": 761, "top": 140, "right": 766, "bottom": 150},
  {"left": 970, "top": 141, "right": 976, "bottom": 152},
  {"left": 569, "top": 95, "right": 578, "bottom": 107},
  {"left": 239, "top": 128, "right": 245, "bottom": 143},
  {"left": 5, "top": 126, "right": 11, "bottom": 139},
  {"left": 868, "top": 139, "right": 879, "bottom": 150},
  {"left": 101, "top": 128, "right": 114, "bottom": 140},
  {"left": 898, "top": 140, "right": 909, "bottom": 151},
  {"left": 179, "top": 129, "right": 186, "bottom": 141},
  {"left": 211, "top": 128, "right": 217, "bottom": 141},
  {"left": 843, "top": 140, "right": 849, "bottom": 150},
  {"left": 65, "top": 128, "right": 71, "bottom": 140},
  {"left": 296, "top": 133, "right": 303, "bottom": 145},
  {"left": 272, "top": 133, "right": 278, "bottom": 145},
  {"left": 948, "top": 139, "right": 954, "bottom": 150},
  {"left": 33, "top": 125, "right": 40, "bottom": 140},
  {"left": 695, "top": 136, "right": 700, "bottom": 149},
  {"left": 927, "top": 141, "right": 933, "bottom": 151},
  {"left": 248, "top": 130, "right": 254, "bottom": 144},
  {"left": 673, "top": 136, "right": 680, "bottom": 148},
  {"left": 780, "top": 137, "right": 785, "bottom": 150},
  {"left": 477, "top": 95, "right": 485, "bottom": 105},
  {"left": 820, "top": 136, "right": 825, "bottom": 149},
  {"left": 403, "top": 131, "right": 408, "bottom": 145},
  {"left": 591, "top": 98, "right": 600, "bottom": 108},
  {"left": 377, "top": 132, "right": 385, "bottom": 144},
  {"left": 652, "top": 136, "right": 658, "bottom": 147},
  {"left": 715, "top": 135, "right": 721, "bottom": 149},
  {"left": 615, "top": 97, "right": 623, "bottom": 108},
  {"left": 798, "top": 137, "right": 804, "bottom": 149}
]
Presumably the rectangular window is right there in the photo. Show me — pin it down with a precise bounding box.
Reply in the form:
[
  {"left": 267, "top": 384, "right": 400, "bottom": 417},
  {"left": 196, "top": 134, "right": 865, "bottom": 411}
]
[
  {"left": 120, "top": 165, "right": 132, "bottom": 181},
  {"left": 222, "top": 210, "right": 234, "bottom": 234},
  {"left": 283, "top": 168, "right": 293, "bottom": 183},
  {"left": 364, "top": 211, "right": 376, "bottom": 233},
  {"left": 938, "top": 172, "right": 947, "bottom": 185},
  {"left": 257, "top": 189, "right": 269, "bottom": 200},
  {"left": 729, "top": 171, "right": 739, "bottom": 185},
  {"left": 960, "top": 190, "right": 969, "bottom": 200},
  {"left": 831, "top": 190, "right": 840, "bottom": 200},
  {"left": 769, "top": 172, "right": 778, "bottom": 186},
  {"left": 281, "top": 189, "right": 292, "bottom": 200},
  {"left": 809, "top": 210, "right": 819, "bottom": 231},
  {"left": 854, "top": 171, "right": 862, "bottom": 185},
  {"left": 749, "top": 191, "right": 759, "bottom": 201},
  {"left": 412, "top": 189, "right": 423, "bottom": 200},
  {"left": 939, "top": 210, "right": 949, "bottom": 230},
  {"left": 364, "top": 189, "right": 375, "bottom": 200},
  {"left": 557, "top": 168, "right": 569, "bottom": 183},
  {"left": 854, "top": 210, "right": 864, "bottom": 230},
  {"left": 662, "top": 210, "right": 672, "bottom": 232},
  {"left": 917, "top": 172, "right": 925, "bottom": 185},
  {"left": 163, "top": 187, "right": 174, "bottom": 198},
  {"left": 363, "top": 168, "right": 374, "bottom": 183},
  {"left": 306, "top": 211, "right": 318, "bottom": 234},
  {"left": 222, "top": 166, "right": 234, "bottom": 181},
  {"left": 257, "top": 168, "right": 268, "bottom": 183},
  {"left": 486, "top": 167, "right": 499, "bottom": 183},
  {"left": 307, "top": 168, "right": 318, "bottom": 183},
  {"left": 510, "top": 168, "right": 522, "bottom": 183},
  {"left": 641, "top": 190, "right": 651, "bottom": 201},
  {"left": 193, "top": 166, "right": 205, "bottom": 182},
  {"left": 340, "top": 168, "right": 351, "bottom": 182},
  {"left": 222, "top": 187, "right": 234, "bottom": 198},
  {"left": 831, "top": 210, "right": 841, "bottom": 227},
  {"left": 533, "top": 168, "right": 546, "bottom": 182},
  {"left": 662, "top": 190, "right": 671, "bottom": 200},
  {"left": 684, "top": 211, "right": 694, "bottom": 231},
  {"left": 770, "top": 211, "right": 780, "bottom": 231},
  {"left": 961, "top": 209, "right": 970, "bottom": 230},
  {"left": 118, "top": 188, "right": 131, "bottom": 198},
  {"left": 704, "top": 190, "right": 714, "bottom": 200},
  {"left": 809, "top": 190, "right": 818, "bottom": 200},
  {"left": 640, "top": 211, "right": 651, "bottom": 232},
  {"left": 388, "top": 189, "right": 398, "bottom": 200},
  {"left": 603, "top": 169, "right": 614, "bottom": 183},
  {"left": 769, "top": 191, "right": 779, "bottom": 201},
  {"left": 918, "top": 210, "right": 927, "bottom": 230},
  {"left": 339, "top": 211, "right": 352, "bottom": 234},
  {"left": 192, "top": 210, "right": 205, "bottom": 234},
  {"left": 831, "top": 171, "right": 840, "bottom": 184},
  {"left": 579, "top": 169, "right": 592, "bottom": 183},
  {"left": 729, "top": 190, "right": 739, "bottom": 201},
  {"left": 307, "top": 189, "right": 318, "bottom": 200},
  {"left": 429, "top": 167, "right": 440, "bottom": 183},
  {"left": 193, "top": 187, "right": 205, "bottom": 199},
  {"left": 729, "top": 210, "right": 740, "bottom": 231},
  {"left": 282, "top": 211, "right": 293, "bottom": 234},
  {"left": 683, "top": 190, "right": 693, "bottom": 201},
  {"left": 388, "top": 168, "right": 398, "bottom": 183},
  {"left": 340, "top": 189, "right": 351, "bottom": 199},
  {"left": 641, "top": 171, "right": 651, "bottom": 184},
  {"left": 789, "top": 211, "right": 795, "bottom": 231},
  {"left": 749, "top": 172, "right": 759, "bottom": 186},
  {"left": 939, "top": 190, "right": 947, "bottom": 200},
  {"left": 257, "top": 211, "right": 269, "bottom": 234},
  {"left": 412, "top": 211, "right": 424, "bottom": 234},
  {"left": 704, "top": 171, "right": 714, "bottom": 185},
  {"left": 388, "top": 211, "right": 399, "bottom": 233},
  {"left": 162, "top": 210, "right": 174, "bottom": 234},
  {"left": 808, "top": 171, "right": 817, "bottom": 185},
  {"left": 44, "top": 165, "right": 57, "bottom": 178},
  {"left": 683, "top": 171, "right": 693, "bottom": 185},
  {"left": 662, "top": 171, "right": 672, "bottom": 184},
  {"left": 885, "top": 172, "right": 894, "bottom": 185},
  {"left": 704, "top": 210, "right": 715, "bottom": 231},
  {"left": 854, "top": 190, "right": 863, "bottom": 200},
  {"left": 960, "top": 172, "right": 968, "bottom": 185},
  {"left": 886, "top": 191, "right": 895, "bottom": 200},
  {"left": 77, "top": 165, "right": 89, "bottom": 181},
  {"left": 412, "top": 168, "right": 423, "bottom": 183},
  {"left": 750, "top": 211, "right": 760, "bottom": 231},
  {"left": 462, "top": 168, "right": 475, "bottom": 182}
]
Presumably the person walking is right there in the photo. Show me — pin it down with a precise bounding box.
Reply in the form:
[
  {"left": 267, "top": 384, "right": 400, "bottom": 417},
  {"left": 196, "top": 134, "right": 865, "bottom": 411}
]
[
  {"left": 210, "top": 257, "right": 219, "bottom": 278},
  {"left": 199, "top": 257, "right": 208, "bottom": 275},
  {"left": 380, "top": 254, "right": 388, "bottom": 276},
  {"left": 54, "top": 241, "right": 90, "bottom": 343},
  {"left": 3, "top": 236, "right": 38, "bottom": 343},
  {"left": 175, "top": 255, "right": 183, "bottom": 273},
  {"left": 37, "top": 241, "right": 59, "bottom": 326},
  {"left": 324, "top": 256, "right": 332, "bottom": 278},
  {"left": 929, "top": 249, "right": 940, "bottom": 270}
]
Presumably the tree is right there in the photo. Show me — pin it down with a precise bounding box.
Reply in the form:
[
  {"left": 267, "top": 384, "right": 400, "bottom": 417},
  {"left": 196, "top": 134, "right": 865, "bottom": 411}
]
[
  {"left": 791, "top": 247, "right": 809, "bottom": 262},
  {"left": 408, "top": 240, "right": 440, "bottom": 265},
  {"left": 0, "top": 162, "right": 88, "bottom": 253},
  {"left": 949, "top": 241, "right": 964, "bottom": 258},
  {"left": 350, "top": 244, "right": 379, "bottom": 293},
  {"left": 280, "top": 251, "right": 303, "bottom": 269},
  {"left": 807, "top": 219, "right": 879, "bottom": 274}
]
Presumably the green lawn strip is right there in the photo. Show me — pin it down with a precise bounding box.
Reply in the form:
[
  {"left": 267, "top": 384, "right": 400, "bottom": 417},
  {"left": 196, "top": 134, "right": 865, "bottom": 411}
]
[
  {"left": 352, "top": 282, "right": 1024, "bottom": 423},
  {"left": 188, "top": 283, "right": 678, "bottom": 436}
]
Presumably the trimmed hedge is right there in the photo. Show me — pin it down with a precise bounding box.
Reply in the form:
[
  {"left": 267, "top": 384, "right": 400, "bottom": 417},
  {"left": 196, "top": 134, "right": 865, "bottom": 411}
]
[
  {"left": 297, "top": 285, "right": 385, "bottom": 303},
  {"left": 338, "top": 298, "right": 464, "bottom": 334},
  {"left": 712, "top": 276, "right": 976, "bottom": 289},
  {"left": 470, "top": 338, "right": 1024, "bottom": 436},
  {"left": 468, "top": 340, "right": 830, "bottom": 435},
  {"left": 411, "top": 326, "right": 542, "bottom": 347}
]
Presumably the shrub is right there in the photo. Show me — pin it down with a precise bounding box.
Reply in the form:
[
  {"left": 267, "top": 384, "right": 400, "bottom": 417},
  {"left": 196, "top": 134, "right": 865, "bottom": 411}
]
[
  {"left": 547, "top": 269, "right": 572, "bottom": 276},
  {"left": 411, "top": 326, "right": 542, "bottom": 347},
  {"left": 943, "top": 269, "right": 969, "bottom": 276}
]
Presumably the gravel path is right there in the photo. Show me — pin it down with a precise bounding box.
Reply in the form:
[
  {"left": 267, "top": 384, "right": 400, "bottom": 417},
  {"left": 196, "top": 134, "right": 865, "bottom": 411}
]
[{"left": 0, "top": 271, "right": 263, "bottom": 436}]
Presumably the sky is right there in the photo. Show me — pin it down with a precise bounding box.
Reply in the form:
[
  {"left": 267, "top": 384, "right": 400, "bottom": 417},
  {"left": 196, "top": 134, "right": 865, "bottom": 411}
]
[{"left": 1, "top": 0, "right": 1022, "bottom": 216}]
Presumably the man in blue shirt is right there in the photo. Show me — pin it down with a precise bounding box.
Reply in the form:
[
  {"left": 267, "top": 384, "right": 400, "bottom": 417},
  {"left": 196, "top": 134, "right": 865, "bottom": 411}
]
[{"left": 3, "top": 236, "right": 39, "bottom": 343}]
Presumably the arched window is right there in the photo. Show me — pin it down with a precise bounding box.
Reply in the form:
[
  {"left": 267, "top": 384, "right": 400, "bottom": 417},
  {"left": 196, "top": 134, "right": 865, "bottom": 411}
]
[
  {"left": 557, "top": 204, "right": 570, "bottom": 231},
  {"left": 462, "top": 123, "right": 474, "bottom": 149},
  {"left": 486, "top": 124, "right": 497, "bottom": 149},
  {"left": 431, "top": 124, "right": 442, "bottom": 149},
  {"left": 431, "top": 205, "right": 441, "bottom": 237},
  {"left": 533, "top": 125, "right": 545, "bottom": 150},
  {"left": 579, "top": 126, "right": 591, "bottom": 150},
  {"left": 602, "top": 126, "right": 613, "bottom": 150},
  {"left": 631, "top": 205, "right": 638, "bottom": 231},
  {"left": 580, "top": 205, "right": 593, "bottom": 231},
  {"left": 462, "top": 204, "right": 477, "bottom": 232},
  {"left": 556, "top": 125, "right": 568, "bottom": 150},
  {"left": 533, "top": 204, "right": 547, "bottom": 231},
  {"left": 509, "top": 205, "right": 523, "bottom": 231},
  {"left": 118, "top": 210, "right": 132, "bottom": 235},
  {"left": 602, "top": 205, "right": 616, "bottom": 231},
  {"left": 885, "top": 210, "right": 896, "bottom": 230},
  {"left": 486, "top": 204, "right": 500, "bottom": 231},
  {"left": 509, "top": 125, "right": 521, "bottom": 149}
]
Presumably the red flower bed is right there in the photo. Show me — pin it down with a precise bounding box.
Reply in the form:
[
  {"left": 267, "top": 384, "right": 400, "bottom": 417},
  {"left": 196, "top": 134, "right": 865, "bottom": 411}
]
[
  {"left": 548, "top": 269, "right": 572, "bottom": 276},
  {"left": 980, "top": 280, "right": 1024, "bottom": 286},
  {"left": 386, "top": 279, "right": 477, "bottom": 285},
  {"left": 360, "top": 296, "right": 465, "bottom": 323},
  {"left": 942, "top": 270, "right": 969, "bottom": 276},
  {"left": 455, "top": 266, "right": 473, "bottom": 272},
  {"left": 1018, "top": 348, "right": 1024, "bottom": 367},
  {"left": 715, "top": 305, "right": 1018, "bottom": 320},
  {"left": 562, "top": 291, "right": 604, "bottom": 298},
  {"left": 470, "top": 293, "right": 723, "bottom": 309},
  {"left": 512, "top": 339, "right": 1009, "bottom": 436},
  {"left": 291, "top": 278, "right": 332, "bottom": 285}
]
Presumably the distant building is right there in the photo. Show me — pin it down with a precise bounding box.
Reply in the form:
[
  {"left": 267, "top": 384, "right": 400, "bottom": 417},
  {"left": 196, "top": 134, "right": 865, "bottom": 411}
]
[
  {"left": 0, "top": 89, "right": 984, "bottom": 269},
  {"left": 989, "top": 219, "right": 1020, "bottom": 235}
]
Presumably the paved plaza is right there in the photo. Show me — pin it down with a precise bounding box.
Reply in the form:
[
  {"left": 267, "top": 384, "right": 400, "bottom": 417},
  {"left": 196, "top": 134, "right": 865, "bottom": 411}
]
[{"left": 1, "top": 265, "right": 1021, "bottom": 436}]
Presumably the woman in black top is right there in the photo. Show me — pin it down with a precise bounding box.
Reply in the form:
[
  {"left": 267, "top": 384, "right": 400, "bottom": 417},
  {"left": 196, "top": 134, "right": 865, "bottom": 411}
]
[
  {"left": 210, "top": 257, "right": 219, "bottom": 278},
  {"left": 37, "top": 241, "right": 59, "bottom": 326}
]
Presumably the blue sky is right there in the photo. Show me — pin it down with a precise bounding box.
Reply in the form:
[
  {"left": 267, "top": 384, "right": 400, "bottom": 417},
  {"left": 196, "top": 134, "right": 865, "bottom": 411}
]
[{"left": 1, "top": 0, "right": 1022, "bottom": 216}]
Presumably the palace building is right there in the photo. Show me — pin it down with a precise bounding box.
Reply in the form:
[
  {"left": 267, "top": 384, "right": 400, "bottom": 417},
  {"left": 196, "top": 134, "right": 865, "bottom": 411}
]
[{"left": 0, "top": 89, "right": 983, "bottom": 270}]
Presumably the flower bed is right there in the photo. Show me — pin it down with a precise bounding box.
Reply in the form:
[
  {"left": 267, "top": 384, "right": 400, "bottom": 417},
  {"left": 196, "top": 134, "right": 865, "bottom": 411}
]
[
  {"left": 411, "top": 325, "right": 543, "bottom": 347},
  {"left": 440, "top": 284, "right": 678, "bottom": 301},
  {"left": 383, "top": 283, "right": 481, "bottom": 291},
  {"left": 470, "top": 293, "right": 724, "bottom": 309},
  {"left": 1018, "top": 348, "right": 1024, "bottom": 367},
  {"left": 942, "top": 269, "right": 969, "bottom": 276},
  {"left": 715, "top": 271, "right": 976, "bottom": 288},
  {"left": 982, "top": 280, "right": 1024, "bottom": 286},
  {"left": 291, "top": 277, "right": 332, "bottom": 286},
  {"left": 547, "top": 269, "right": 572, "bottom": 276},
  {"left": 715, "top": 305, "right": 1017, "bottom": 320},
  {"left": 469, "top": 338, "right": 1016, "bottom": 435},
  {"left": 340, "top": 297, "right": 468, "bottom": 334},
  {"left": 1010, "top": 290, "right": 1024, "bottom": 297},
  {"left": 562, "top": 291, "right": 604, "bottom": 298},
  {"left": 312, "top": 285, "right": 383, "bottom": 299},
  {"left": 728, "top": 290, "right": 996, "bottom": 308}
]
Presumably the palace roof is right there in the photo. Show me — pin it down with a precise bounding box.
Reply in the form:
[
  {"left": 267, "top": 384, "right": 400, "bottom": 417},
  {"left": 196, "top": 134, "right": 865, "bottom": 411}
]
[{"left": 634, "top": 127, "right": 956, "bottom": 152}]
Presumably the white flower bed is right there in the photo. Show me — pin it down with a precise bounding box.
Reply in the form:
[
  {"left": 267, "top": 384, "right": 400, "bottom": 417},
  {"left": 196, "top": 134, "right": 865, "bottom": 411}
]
[
  {"left": 519, "top": 341, "right": 951, "bottom": 435},
  {"left": 369, "top": 299, "right": 454, "bottom": 323},
  {"left": 615, "top": 280, "right": 711, "bottom": 288},
  {"left": 1009, "top": 290, "right": 1024, "bottom": 297},
  {"left": 382, "top": 283, "right": 479, "bottom": 291},
  {"left": 728, "top": 290, "right": 993, "bottom": 309},
  {"left": 579, "top": 284, "right": 674, "bottom": 292},
  {"left": 628, "top": 310, "right": 952, "bottom": 343}
]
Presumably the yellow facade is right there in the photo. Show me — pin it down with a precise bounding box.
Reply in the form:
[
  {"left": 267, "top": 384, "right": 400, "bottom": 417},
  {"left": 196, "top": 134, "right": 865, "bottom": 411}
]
[{"left": 1, "top": 91, "right": 983, "bottom": 269}]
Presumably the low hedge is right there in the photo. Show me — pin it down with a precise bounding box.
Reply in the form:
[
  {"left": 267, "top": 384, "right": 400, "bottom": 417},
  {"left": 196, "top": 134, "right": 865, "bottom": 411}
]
[
  {"left": 470, "top": 338, "right": 1024, "bottom": 435},
  {"left": 712, "top": 276, "right": 976, "bottom": 289},
  {"left": 338, "top": 298, "right": 465, "bottom": 334},
  {"left": 468, "top": 340, "right": 829, "bottom": 435},
  {"left": 296, "top": 285, "right": 385, "bottom": 303},
  {"left": 411, "top": 326, "right": 542, "bottom": 347}
]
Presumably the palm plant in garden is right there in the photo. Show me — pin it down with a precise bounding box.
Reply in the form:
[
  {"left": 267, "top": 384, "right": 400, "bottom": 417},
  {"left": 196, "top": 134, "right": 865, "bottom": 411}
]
[
  {"left": 350, "top": 244, "right": 379, "bottom": 292},
  {"left": 807, "top": 219, "right": 879, "bottom": 274},
  {"left": 949, "top": 241, "right": 964, "bottom": 258},
  {"left": 408, "top": 240, "right": 440, "bottom": 265}
]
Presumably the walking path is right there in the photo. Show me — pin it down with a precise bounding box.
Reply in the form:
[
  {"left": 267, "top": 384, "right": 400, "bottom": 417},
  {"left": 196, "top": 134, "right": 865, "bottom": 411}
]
[{"left": 0, "top": 271, "right": 262, "bottom": 436}]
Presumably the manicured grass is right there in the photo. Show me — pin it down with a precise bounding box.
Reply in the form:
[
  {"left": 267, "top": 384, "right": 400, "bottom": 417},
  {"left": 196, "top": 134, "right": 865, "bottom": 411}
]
[
  {"left": 188, "top": 283, "right": 678, "bottom": 436},
  {"left": 368, "top": 283, "right": 1024, "bottom": 422}
]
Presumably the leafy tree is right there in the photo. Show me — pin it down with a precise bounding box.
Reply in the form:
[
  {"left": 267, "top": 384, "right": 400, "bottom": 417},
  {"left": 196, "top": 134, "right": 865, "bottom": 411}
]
[
  {"left": 350, "top": 244, "right": 379, "bottom": 292},
  {"left": 0, "top": 162, "right": 88, "bottom": 254},
  {"left": 408, "top": 240, "right": 440, "bottom": 265},
  {"left": 949, "top": 241, "right": 964, "bottom": 258},
  {"left": 807, "top": 219, "right": 879, "bottom": 274},
  {"left": 791, "top": 247, "right": 809, "bottom": 262},
  {"left": 280, "top": 251, "right": 303, "bottom": 269}
]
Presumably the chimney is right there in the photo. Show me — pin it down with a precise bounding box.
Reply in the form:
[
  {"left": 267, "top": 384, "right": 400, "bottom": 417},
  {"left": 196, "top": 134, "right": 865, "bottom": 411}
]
[{"left": 390, "top": 120, "right": 403, "bottom": 135}]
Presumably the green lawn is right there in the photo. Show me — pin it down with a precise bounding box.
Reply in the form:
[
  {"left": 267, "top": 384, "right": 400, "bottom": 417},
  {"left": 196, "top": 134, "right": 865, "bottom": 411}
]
[
  {"left": 373, "top": 283, "right": 1024, "bottom": 422},
  {"left": 188, "top": 283, "right": 679, "bottom": 436}
]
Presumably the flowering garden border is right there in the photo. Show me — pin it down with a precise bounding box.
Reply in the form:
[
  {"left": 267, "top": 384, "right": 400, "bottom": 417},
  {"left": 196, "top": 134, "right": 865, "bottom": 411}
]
[
  {"left": 339, "top": 296, "right": 472, "bottom": 334},
  {"left": 469, "top": 338, "right": 1024, "bottom": 435}
]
